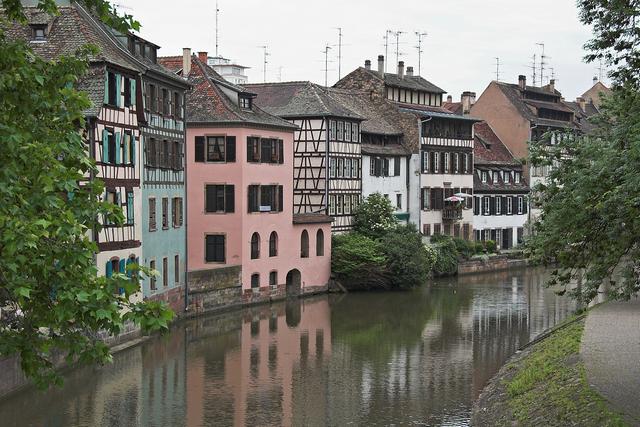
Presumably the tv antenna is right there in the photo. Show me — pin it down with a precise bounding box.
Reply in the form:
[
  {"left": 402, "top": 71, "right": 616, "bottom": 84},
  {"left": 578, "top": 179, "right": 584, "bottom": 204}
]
[
  {"left": 215, "top": 0, "right": 220, "bottom": 57},
  {"left": 415, "top": 31, "right": 427, "bottom": 76},
  {"left": 536, "top": 42, "right": 546, "bottom": 85},
  {"left": 394, "top": 30, "right": 404, "bottom": 66},
  {"left": 335, "top": 27, "right": 343, "bottom": 80},
  {"left": 323, "top": 44, "right": 332, "bottom": 87},
  {"left": 277, "top": 66, "right": 283, "bottom": 82},
  {"left": 258, "top": 45, "right": 269, "bottom": 82},
  {"left": 597, "top": 58, "right": 605, "bottom": 82},
  {"left": 384, "top": 30, "right": 394, "bottom": 72},
  {"left": 528, "top": 53, "right": 537, "bottom": 86},
  {"left": 494, "top": 57, "right": 501, "bottom": 81}
]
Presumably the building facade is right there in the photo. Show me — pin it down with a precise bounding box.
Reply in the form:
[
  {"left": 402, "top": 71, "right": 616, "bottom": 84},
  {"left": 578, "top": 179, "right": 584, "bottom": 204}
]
[
  {"left": 335, "top": 57, "right": 477, "bottom": 236},
  {"left": 472, "top": 122, "right": 529, "bottom": 248},
  {"left": 7, "top": 3, "right": 149, "bottom": 293},
  {"left": 207, "top": 55, "right": 250, "bottom": 85},
  {"left": 159, "top": 52, "right": 332, "bottom": 312},
  {"left": 245, "top": 82, "right": 364, "bottom": 232}
]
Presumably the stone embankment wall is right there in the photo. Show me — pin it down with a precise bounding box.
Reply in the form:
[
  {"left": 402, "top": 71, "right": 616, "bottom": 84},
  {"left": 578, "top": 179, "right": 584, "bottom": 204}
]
[{"left": 458, "top": 255, "right": 528, "bottom": 275}]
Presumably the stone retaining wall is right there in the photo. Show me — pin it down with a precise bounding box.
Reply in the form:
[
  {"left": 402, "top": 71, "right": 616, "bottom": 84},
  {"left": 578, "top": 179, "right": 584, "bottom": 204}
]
[{"left": 458, "top": 255, "right": 510, "bottom": 275}]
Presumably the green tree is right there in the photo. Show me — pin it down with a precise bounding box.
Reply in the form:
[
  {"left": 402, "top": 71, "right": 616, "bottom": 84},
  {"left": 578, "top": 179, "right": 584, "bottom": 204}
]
[
  {"left": 331, "top": 233, "right": 387, "bottom": 290},
  {"left": 353, "top": 192, "right": 397, "bottom": 238},
  {"left": 0, "top": 1, "right": 172, "bottom": 388},
  {"left": 528, "top": 1, "right": 640, "bottom": 303},
  {"left": 381, "top": 224, "right": 432, "bottom": 289}
]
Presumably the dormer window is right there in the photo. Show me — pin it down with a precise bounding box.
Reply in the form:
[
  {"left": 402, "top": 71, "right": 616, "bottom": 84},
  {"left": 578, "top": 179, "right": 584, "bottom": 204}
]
[
  {"left": 239, "top": 96, "right": 252, "bottom": 110},
  {"left": 31, "top": 25, "right": 47, "bottom": 41}
]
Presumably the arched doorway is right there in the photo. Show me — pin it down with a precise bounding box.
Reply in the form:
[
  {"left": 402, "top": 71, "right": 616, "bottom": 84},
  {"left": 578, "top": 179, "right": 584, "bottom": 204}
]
[{"left": 285, "top": 269, "right": 301, "bottom": 297}]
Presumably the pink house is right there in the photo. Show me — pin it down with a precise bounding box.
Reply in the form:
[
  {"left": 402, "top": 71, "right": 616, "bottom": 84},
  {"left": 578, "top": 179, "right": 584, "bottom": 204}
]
[{"left": 159, "top": 50, "right": 332, "bottom": 312}]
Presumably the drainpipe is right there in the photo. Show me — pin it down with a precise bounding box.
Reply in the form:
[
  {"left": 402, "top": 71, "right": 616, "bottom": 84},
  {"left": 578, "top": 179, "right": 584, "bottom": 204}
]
[{"left": 183, "top": 127, "right": 189, "bottom": 313}]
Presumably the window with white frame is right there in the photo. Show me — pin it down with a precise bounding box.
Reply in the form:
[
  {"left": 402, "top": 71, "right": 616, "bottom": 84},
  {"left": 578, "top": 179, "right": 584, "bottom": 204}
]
[
  {"left": 496, "top": 197, "right": 502, "bottom": 215},
  {"left": 329, "top": 157, "right": 336, "bottom": 178},
  {"left": 434, "top": 152, "right": 439, "bottom": 173},
  {"left": 518, "top": 196, "right": 524, "bottom": 214},
  {"left": 423, "top": 151, "right": 429, "bottom": 173},
  {"left": 504, "top": 171, "right": 510, "bottom": 184},
  {"left": 493, "top": 171, "right": 499, "bottom": 183},
  {"left": 483, "top": 196, "right": 490, "bottom": 215},
  {"left": 454, "top": 153, "right": 459, "bottom": 173},
  {"left": 515, "top": 172, "right": 521, "bottom": 184},
  {"left": 444, "top": 153, "right": 450, "bottom": 173},
  {"left": 507, "top": 197, "right": 513, "bottom": 214},
  {"left": 329, "top": 195, "right": 336, "bottom": 215},
  {"left": 336, "top": 195, "right": 343, "bottom": 214},
  {"left": 481, "top": 171, "right": 488, "bottom": 183}
]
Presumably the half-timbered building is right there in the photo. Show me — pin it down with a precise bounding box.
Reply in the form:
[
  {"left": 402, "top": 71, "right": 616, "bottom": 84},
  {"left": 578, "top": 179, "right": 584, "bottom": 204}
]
[
  {"left": 7, "top": 3, "right": 148, "bottom": 288},
  {"left": 473, "top": 122, "right": 529, "bottom": 249},
  {"left": 159, "top": 51, "right": 332, "bottom": 312},
  {"left": 245, "top": 82, "right": 364, "bottom": 232},
  {"left": 336, "top": 57, "right": 477, "bottom": 238},
  {"left": 327, "top": 89, "right": 412, "bottom": 222},
  {"left": 109, "top": 33, "right": 190, "bottom": 312}
]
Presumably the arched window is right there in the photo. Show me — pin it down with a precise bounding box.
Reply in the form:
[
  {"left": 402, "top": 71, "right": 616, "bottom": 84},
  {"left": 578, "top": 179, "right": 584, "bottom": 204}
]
[
  {"left": 316, "top": 229, "right": 325, "bottom": 256},
  {"left": 300, "top": 230, "right": 309, "bottom": 258},
  {"left": 269, "top": 231, "right": 278, "bottom": 257},
  {"left": 251, "top": 273, "right": 260, "bottom": 288},
  {"left": 250, "top": 232, "right": 260, "bottom": 259}
]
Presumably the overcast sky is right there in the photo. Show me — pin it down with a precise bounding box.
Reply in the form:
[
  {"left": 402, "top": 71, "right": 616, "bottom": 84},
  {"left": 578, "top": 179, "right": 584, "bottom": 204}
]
[{"left": 121, "top": 0, "right": 605, "bottom": 101}]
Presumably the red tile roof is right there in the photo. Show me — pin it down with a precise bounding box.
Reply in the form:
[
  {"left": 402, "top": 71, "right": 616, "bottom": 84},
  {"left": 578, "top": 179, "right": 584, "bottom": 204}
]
[{"left": 473, "top": 122, "right": 519, "bottom": 165}]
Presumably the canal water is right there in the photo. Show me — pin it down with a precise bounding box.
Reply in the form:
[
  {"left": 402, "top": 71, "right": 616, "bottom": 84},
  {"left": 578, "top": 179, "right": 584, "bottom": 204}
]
[{"left": 0, "top": 267, "right": 575, "bottom": 426}]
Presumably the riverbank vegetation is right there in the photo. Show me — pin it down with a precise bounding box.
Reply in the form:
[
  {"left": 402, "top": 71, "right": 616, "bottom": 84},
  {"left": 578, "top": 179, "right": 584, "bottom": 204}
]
[
  {"left": 331, "top": 193, "right": 502, "bottom": 289},
  {"left": 473, "top": 318, "right": 628, "bottom": 426}
]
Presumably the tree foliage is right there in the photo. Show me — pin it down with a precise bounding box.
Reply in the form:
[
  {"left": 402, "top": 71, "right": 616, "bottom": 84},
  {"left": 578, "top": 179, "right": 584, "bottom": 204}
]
[
  {"left": 353, "top": 192, "right": 397, "bottom": 238},
  {"left": 0, "top": 1, "right": 172, "bottom": 388},
  {"left": 381, "top": 224, "right": 432, "bottom": 289},
  {"left": 331, "top": 233, "right": 387, "bottom": 289},
  {"left": 528, "top": 1, "right": 640, "bottom": 303}
]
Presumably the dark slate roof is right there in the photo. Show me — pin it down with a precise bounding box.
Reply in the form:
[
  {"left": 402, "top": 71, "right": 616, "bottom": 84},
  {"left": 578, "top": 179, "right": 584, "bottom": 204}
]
[
  {"left": 495, "top": 82, "right": 579, "bottom": 129},
  {"left": 325, "top": 89, "right": 403, "bottom": 136},
  {"left": 245, "top": 82, "right": 364, "bottom": 120},
  {"left": 565, "top": 101, "right": 600, "bottom": 134},
  {"left": 398, "top": 103, "right": 481, "bottom": 122},
  {"left": 474, "top": 122, "right": 520, "bottom": 165},
  {"left": 524, "top": 99, "right": 575, "bottom": 114},
  {"left": 473, "top": 173, "right": 529, "bottom": 193},
  {"left": 158, "top": 55, "right": 296, "bottom": 129},
  {"left": 361, "top": 143, "right": 410, "bottom": 156},
  {"left": 360, "top": 68, "right": 445, "bottom": 93},
  {"left": 293, "top": 213, "right": 333, "bottom": 224}
]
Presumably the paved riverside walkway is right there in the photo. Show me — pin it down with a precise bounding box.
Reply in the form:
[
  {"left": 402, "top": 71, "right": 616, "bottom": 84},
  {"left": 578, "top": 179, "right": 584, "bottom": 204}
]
[{"left": 581, "top": 298, "right": 640, "bottom": 425}]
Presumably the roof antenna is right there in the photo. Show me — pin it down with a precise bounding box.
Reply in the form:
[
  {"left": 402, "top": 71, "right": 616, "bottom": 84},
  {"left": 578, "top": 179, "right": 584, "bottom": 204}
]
[
  {"left": 335, "top": 27, "right": 342, "bottom": 80},
  {"left": 394, "top": 30, "right": 404, "bottom": 67},
  {"left": 536, "top": 42, "right": 546, "bottom": 86},
  {"left": 215, "top": 0, "right": 219, "bottom": 58},
  {"left": 323, "top": 44, "right": 332, "bottom": 87},
  {"left": 258, "top": 45, "right": 269, "bottom": 82},
  {"left": 494, "top": 57, "right": 500, "bottom": 81},
  {"left": 415, "top": 31, "right": 427, "bottom": 76},
  {"left": 384, "top": 30, "right": 394, "bottom": 72}
]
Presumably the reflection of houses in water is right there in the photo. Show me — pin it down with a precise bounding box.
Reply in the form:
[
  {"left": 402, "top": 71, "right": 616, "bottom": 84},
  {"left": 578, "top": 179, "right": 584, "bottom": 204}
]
[{"left": 185, "top": 296, "right": 332, "bottom": 426}]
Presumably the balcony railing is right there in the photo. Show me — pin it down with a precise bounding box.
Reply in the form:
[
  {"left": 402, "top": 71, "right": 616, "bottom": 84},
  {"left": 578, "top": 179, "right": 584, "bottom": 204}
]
[{"left": 442, "top": 206, "right": 463, "bottom": 221}]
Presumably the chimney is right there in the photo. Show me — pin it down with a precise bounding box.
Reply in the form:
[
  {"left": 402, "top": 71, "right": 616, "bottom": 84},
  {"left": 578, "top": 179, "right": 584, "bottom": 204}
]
[
  {"left": 364, "top": 59, "right": 371, "bottom": 70},
  {"left": 182, "top": 48, "right": 191, "bottom": 76},
  {"left": 198, "top": 51, "right": 208, "bottom": 63},
  {"left": 461, "top": 91, "right": 476, "bottom": 115},
  {"left": 406, "top": 66, "right": 414, "bottom": 77},
  {"left": 549, "top": 79, "right": 555, "bottom": 93},
  {"left": 446, "top": 95, "right": 452, "bottom": 103},
  {"left": 397, "top": 61, "right": 405, "bottom": 79},
  {"left": 593, "top": 76, "right": 598, "bottom": 85},
  {"left": 518, "top": 75, "right": 526, "bottom": 90},
  {"left": 577, "top": 96, "right": 586, "bottom": 112},
  {"left": 377, "top": 55, "right": 385, "bottom": 77}
]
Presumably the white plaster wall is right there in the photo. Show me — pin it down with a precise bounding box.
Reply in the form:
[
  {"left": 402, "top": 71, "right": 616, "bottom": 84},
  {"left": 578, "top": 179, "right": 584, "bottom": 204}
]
[
  {"left": 361, "top": 154, "right": 408, "bottom": 214},
  {"left": 408, "top": 154, "right": 421, "bottom": 226}
]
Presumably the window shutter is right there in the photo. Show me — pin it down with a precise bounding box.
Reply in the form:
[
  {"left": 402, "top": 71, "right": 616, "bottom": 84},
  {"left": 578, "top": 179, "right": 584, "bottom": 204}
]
[
  {"left": 523, "top": 197, "right": 528, "bottom": 214},
  {"left": 105, "top": 261, "right": 113, "bottom": 278},
  {"left": 225, "top": 185, "right": 235, "bottom": 213},
  {"left": 130, "top": 79, "right": 136, "bottom": 107},
  {"left": 278, "top": 140, "right": 284, "bottom": 164},
  {"left": 195, "top": 136, "right": 205, "bottom": 162},
  {"left": 431, "top": 189, "right": 438, "bottom": 210},
  {"left": 205, "top": 185, "right": 216, "bottom": 212},
  {"left": 131, "top": 135, "right": 136, "bottom": 165},
  {"left": 119, "top": 259, "right": 126, "bottom": 274},
  {"left": 511, "top": 196, "right": 517, "bottom": 215},
  {"left": 127, "top": 192, "right": 134, "bottom": 223},
  {"left": 474, "top": 196, "right": 480, "bottom": 215},
  {"left": 429, "top": 152, "right": 435, "bottom": 173},
  {"left": 114, "top": 132, "right": 121, "bottom": 164},
  {"left": 115, "top": 74, "right": 121, "bottom": 107},
  {"left": 102, "top": 129, "right": 109, "bottom": 163},
  {"left": 225, "top": 136, "right": 236, "bottom": 162},
  {"left": 490, "top": 196, "right": 496, "bottom": 215},
  {"left": 420, "top": 188, "right": 424, "bottom": 210},
  {"left": 394, "top": 157, "right": 400, "bottom": 176},
  {"left": 278, "top": 185, "right": 284, "bottom": 212},
  {"left": 440, "top": 153, "right": 445, "bottom": 173}
]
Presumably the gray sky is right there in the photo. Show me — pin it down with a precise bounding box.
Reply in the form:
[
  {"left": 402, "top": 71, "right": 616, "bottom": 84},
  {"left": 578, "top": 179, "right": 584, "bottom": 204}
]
[{"left": 122, "top": 0, "right": 605, "bottom": 101}]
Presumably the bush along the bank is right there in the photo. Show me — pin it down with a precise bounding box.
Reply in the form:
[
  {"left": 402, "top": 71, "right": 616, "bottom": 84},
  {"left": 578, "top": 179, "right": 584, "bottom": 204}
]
[
  {"left": 428, "top": 235, "right": 498, "bottom": 277},
  {"left": 332, "top": 193, "right": 433, "bottom": 290}
]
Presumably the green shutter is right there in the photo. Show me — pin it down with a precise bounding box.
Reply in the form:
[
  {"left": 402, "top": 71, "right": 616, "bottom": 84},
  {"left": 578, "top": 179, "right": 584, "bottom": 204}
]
[
  {"left": 105, "top": 261, "right": 113, "bottom": 278},
  {"left": 115, "top": 73, "right": 121, "bottom": 107},
  {"left": 123, "top": 134, "right": 129, "bottom": 164},
  {"left": 119, "top": 259, "right": 126, "bottom": 274},
  {"left": 127, "top": 192, "right": 134, "bottom": 223},
  {"left": 130, "top": 79, "right": 136, "bottom": 107},
  {"left": 103, "top": 71, "right": 109, "bottom": 105},
  {"left": 114, "top": 132, "right": 121, "bottom": 164},
  {"left": 131, "top": 135, "right": 136, "bottom": 165},
  {"left": 102, "top": 129, "right": 109, "bottom": 163}
]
